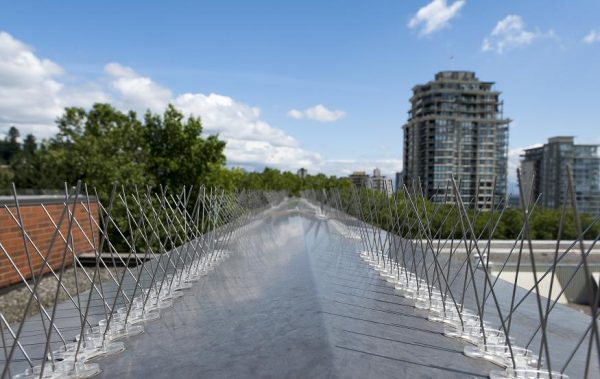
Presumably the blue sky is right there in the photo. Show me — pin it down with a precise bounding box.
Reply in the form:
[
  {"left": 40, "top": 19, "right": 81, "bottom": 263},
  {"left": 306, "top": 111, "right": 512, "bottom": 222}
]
[{"left": 1, "top": 0, "right": 599, "bottom": 185}]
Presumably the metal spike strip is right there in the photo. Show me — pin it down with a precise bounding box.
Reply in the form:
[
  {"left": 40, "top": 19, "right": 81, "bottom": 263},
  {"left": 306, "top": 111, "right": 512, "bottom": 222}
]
[
  {"left": 0, "top": 184, "right": 264, "bottom": 378},
  {"left": 308, "top": 173, "right": 600, "bottom": 379}
]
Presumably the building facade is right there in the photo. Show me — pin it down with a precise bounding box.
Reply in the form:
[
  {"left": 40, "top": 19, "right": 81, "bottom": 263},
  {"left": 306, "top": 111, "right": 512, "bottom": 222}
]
[
  {"left": 371, "top": 168, "right": 393, "bottom": 197},
  {"left": 0, "top": 196, "right": 99, "bottom": 288},
  {"left": 348, "top": 169, "right": 393, "bottom": 196},
  {"left": 395, "top": 171, "right": 403, "bottom": 192},
  {"left": 521, "top": 136, "right": 600, "bottom": 215},
  {"left": 402, "top": 71, "right": 510, "bottom": 209},
  {"left": 349, "top": 171, "right": 371, "bottom": 189}
]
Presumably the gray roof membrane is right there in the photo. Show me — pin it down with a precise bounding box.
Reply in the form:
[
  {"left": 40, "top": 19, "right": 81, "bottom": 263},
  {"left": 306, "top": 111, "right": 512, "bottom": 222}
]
[
  {"left": 93, "top": 213, "right": 495, "bottom": 378},
  {"left": 2, "top": 199, "right": 597, "bottom": 378}
]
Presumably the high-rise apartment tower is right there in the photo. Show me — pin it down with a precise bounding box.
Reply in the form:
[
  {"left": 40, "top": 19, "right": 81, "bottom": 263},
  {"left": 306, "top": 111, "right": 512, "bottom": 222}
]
[
  {"left": 521, "top": 136, "right": 600, "bottom": 215},
  {"left": 402, "top": 71, "right": 510, "bottom": 209}
]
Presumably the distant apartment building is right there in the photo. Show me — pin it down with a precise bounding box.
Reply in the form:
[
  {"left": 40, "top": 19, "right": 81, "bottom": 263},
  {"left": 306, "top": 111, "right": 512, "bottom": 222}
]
[
  {"left": 348, "top": 169, "right": 392, "bottom": 196},
  {"left": 349, "top": 171, "right": 371, "bottom": 188},
  {"left": 395, "top": 171, "right": 403, "bottom": 192},
  {"left": 371, "top": 168, "right": 393, "bottom": 197},
  {"left": 297, "top": 167, "right": 307, "bottom": 179},
  {"left": 402, "top": 71, "right": 510, "bottom": 209},
  {"left": 521, "top": 136, "right": 600, "bottom": 215}
]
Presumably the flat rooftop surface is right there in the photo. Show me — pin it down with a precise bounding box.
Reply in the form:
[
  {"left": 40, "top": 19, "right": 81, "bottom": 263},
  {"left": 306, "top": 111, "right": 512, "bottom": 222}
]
[
  {"left": 4, "top": 201, "right": 595, "bottom": 378},
  {"left": 93, "top": 212, "right": 496, "bottom": 378}
]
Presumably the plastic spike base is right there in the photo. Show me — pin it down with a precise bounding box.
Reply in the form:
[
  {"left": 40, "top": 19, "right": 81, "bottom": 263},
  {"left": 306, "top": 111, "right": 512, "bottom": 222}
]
[
  {"left": 126, "top": 308, "right": 161, "bottom": 324},
  {"left": 427, "top": 308, "right": 472, "bottom": 325},
  {"left": 97, "top": 340, "right": 125, "bottom": 357},
  {"left": 396, "top": 284, "right": 429, "bottom": 301},
  {"left": 183, "top": 273, "right": 202, "bottom": 282},
  {"left": 142, "top": 298, "right": 171, "bottom": 313},
  {"left": 94, "top": 319, "right": 144, "bottom": 341},
  {"left": 356, "top": 242, "right": 568, "bottom": 379},
  {"left": 360, "top": 251, "right": 383, "bottom": 260},
  {"left": 379, "top": 270, "right": 395, "bottom": 280},
  {"left": 8, "top": 241, "right": 237, "bottom": 378},
  {"left": 437, "top": 309, "right": 481, "bottom": 326},
  {"left": 188, "top": 267, "right": 208, "bottom": 278},
  {"left": 160, "top": 290, "right": 184, "bottom": 301},
  {"left": 106, "top": 324, "right": 144, "bottom": 341},
  {"left": 489, "top": 368, "right": 569, "bottom": 379},
  {"left": 384, "top": 274, "right": 403, "bottom": 284},
  {"left": 414, "top": 292, "right": 446, "bottom": 310},
  {"left": 359, "top": 251, "right": 373, "bottom": 260},
  {"left": 464, "top": 344, "right": 538, "bottom": 369},
  {"left": 374, "top": 263, "right": 390, "bottom": 272},
  {"left": 444, "top": 324, "right": 506, "bottom": 346},
  {"left": 14, "top": 361, "right": 101, "bottom": 379},
  {"left": 172, "top": 280, "right": 194, "bottom": 291},
  {"left": 141, "top": 309, "right": 161, "bottom": 322},
  {"left": 158, "top": 298, "right": 174, "bottom": 309},
  {"left": 53, "top": 340, "right": 125, "bottom": 362}
]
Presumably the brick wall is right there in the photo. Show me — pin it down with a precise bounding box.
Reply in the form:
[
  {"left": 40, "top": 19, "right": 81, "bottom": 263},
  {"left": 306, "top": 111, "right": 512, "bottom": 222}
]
[{"left": 0, "top": 198, "right": 99, "bottom": 289}]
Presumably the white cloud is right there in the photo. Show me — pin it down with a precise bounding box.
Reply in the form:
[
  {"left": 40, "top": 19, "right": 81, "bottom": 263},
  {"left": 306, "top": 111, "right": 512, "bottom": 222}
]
[
  {"left": 102, "top": 66, "right": 321, "bottom": 170},
  {"left": 225, "top": 138, "right": 322, "bottom": 169},
  {"left": 0, "top": 31, "right": 108, "bottom": 137},
  {"left": 408, "top": 0, "right": 465, "bottom": 36},
  {"left": 287, "top": 104, "right": 346, "bottom": 122},
  {"left": 105, "top": 63, "right": 171, "bottom": 112},
  {"left": 482, "top": 15, "right": 552, "bottom": 54},
  {"left": 100, "top": 65, "right": 348, "bottom": 167},
  {"left": 583, "top": 30, "right": 600, "bottom": 44},
  {"left": 287, "top": 109, "right": 303, "bottom": 119},
  {"left": 175, "top": 92, "right": 297, "bottom": 147},
  {"left": 0, "top": 30, "right": 399, "bottom": 177}
]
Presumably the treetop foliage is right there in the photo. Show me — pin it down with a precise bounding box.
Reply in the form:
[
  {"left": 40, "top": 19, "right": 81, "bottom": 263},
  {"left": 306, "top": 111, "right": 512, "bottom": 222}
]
[
  {"left": 2, "top": 103, "right": 594, "bottom": 241},
  {"left": 338, "top": 187, "right": 600, "bottom": 241},
  {"left": 0, "top": 103, "right": 348, "bottom": 198}
]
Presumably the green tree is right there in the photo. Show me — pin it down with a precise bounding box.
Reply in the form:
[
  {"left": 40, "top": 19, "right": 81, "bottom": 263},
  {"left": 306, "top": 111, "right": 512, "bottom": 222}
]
[
  {"left": 0, "top": 126, "right": 21, "bottom": 164},
  {"left": 11, "top": 134, "right": 41, "bottom": 189},
  {"left": 44, "top": 104, "right": 150, "bottom": 198},
  {"left": 144, "top": 105, "right": 226, "bottom": 191},
  {"left": 18, "top": 103, "right": 229, "bottom": 198},
  {"left": 0, "top": 166, "right": 14, "bottom": 194}
]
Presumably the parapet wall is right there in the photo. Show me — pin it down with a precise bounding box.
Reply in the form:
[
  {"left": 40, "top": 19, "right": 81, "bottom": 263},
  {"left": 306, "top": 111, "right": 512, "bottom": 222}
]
[{"left": 0, "top": 196, "right": 99, "bottom": 289}]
